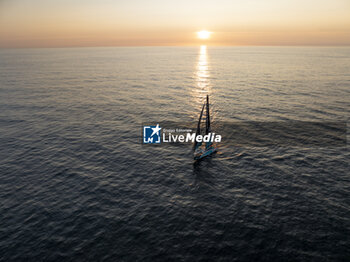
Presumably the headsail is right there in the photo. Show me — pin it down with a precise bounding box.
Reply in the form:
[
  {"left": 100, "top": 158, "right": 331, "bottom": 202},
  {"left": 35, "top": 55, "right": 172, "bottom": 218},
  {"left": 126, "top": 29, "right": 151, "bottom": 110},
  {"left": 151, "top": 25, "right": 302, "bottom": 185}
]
[{"left": 193, "top": 103, "right": 205, "bottom": 151}]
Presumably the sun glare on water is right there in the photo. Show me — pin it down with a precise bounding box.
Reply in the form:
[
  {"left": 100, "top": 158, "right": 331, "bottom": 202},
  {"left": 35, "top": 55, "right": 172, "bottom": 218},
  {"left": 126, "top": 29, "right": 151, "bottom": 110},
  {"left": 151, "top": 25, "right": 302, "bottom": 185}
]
[{"left": 197, "top": 30, "right": 211, "bottom": 39}]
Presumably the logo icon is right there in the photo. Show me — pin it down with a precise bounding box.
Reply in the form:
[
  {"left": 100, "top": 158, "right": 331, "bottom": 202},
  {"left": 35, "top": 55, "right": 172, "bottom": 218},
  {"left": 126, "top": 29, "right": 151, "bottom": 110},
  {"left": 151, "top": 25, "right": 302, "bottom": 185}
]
[{"left": 143, "top": 124, "right": 161, "bottom": 144}]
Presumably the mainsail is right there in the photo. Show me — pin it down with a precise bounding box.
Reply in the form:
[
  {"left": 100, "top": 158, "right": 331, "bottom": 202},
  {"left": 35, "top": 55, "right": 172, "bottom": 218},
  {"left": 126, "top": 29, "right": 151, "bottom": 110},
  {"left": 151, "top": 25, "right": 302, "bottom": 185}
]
[
  {"left": 193, "top": 103, "right": 205, "bottom": 151},
  {"left": 205, "top": 95, "right": 210, "bottom": 135},
  {"left": 193, "top": 95, "right": 217, "bottom": 160},
  {"left": 205, "top": 95, "right": 212, "bottom": 149}
]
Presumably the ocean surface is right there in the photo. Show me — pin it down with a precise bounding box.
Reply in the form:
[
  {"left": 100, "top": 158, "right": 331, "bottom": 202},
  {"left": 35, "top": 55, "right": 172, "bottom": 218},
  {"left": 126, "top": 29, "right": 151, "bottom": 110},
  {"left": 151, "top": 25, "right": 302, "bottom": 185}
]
[{"left": 0, "top": 46, "right": 349, "bottom": 261}]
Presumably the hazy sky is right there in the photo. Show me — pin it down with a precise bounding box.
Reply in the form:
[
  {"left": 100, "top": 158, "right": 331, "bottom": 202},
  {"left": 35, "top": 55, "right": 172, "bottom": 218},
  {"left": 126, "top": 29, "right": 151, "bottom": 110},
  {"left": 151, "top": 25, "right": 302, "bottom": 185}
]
[{"left": 0, "top": 0, "right": 350, "bottom": 47}]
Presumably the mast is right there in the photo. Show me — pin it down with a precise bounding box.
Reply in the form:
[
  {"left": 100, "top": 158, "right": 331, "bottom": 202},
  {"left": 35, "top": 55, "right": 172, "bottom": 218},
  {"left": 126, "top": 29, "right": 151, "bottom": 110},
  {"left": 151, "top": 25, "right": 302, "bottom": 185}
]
[{"left": 193, "top": 103, "right": 205, "bottom": 151}]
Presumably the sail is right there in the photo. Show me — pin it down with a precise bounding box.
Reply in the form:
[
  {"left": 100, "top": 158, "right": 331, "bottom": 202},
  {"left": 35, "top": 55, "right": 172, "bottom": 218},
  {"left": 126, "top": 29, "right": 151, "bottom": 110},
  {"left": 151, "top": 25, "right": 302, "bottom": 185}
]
[
  {"left": 205, "top": 95, "right": 210, "bottom": 134},
  {"left": 205, "top": 95, "right": 212, "bottom": 149},
  {"left": 193, "top": 103, "right": 205, "bottom": 151}
]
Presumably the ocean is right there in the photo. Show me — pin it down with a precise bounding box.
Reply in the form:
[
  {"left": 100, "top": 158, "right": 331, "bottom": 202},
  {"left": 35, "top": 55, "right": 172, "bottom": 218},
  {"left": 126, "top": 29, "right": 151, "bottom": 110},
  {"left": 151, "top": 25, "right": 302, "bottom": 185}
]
[{"left": 0, "top": 46, "right": 349, "bottom": 261}]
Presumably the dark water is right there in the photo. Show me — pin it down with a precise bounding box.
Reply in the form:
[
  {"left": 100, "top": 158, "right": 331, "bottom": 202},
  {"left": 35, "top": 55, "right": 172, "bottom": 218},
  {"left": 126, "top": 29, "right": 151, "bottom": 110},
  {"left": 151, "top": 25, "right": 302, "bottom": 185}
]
[{"left": 0, "top": 47, "right": 349, "bottom": 261}]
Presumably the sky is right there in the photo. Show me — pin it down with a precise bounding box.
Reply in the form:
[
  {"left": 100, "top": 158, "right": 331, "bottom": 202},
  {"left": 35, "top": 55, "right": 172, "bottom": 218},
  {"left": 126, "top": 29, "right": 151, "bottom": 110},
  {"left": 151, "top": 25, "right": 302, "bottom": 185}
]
[{"left": 0, "top": 0, "right": 350, "bottom": 47}]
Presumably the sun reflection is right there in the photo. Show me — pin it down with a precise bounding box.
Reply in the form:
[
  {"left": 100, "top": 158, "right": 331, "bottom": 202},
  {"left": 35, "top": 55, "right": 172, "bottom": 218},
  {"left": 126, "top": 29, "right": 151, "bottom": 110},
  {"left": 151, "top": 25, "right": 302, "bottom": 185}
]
[{"left": 192, "top": 45, "right": 211, "bottom": 105}]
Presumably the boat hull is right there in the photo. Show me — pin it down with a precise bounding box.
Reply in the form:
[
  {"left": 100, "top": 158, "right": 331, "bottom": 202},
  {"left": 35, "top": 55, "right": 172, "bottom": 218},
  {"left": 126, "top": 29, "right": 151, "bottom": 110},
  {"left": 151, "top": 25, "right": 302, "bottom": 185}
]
[{"left": 194, "top": 147, "right": 217, "bottom": 160}]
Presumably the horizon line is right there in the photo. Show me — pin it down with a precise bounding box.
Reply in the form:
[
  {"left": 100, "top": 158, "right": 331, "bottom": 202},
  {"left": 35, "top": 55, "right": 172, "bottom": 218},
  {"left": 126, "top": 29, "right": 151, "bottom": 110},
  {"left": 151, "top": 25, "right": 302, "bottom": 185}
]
[{"left": 1, "top": 44, "right": 350, "bottom": 49}]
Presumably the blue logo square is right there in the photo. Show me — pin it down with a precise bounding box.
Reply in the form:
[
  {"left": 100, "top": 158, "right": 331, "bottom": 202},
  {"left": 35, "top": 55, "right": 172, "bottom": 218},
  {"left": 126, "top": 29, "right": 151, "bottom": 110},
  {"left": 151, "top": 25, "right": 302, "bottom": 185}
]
[{"left": 143, "top": 124, "right": 161, "bottom": 144}]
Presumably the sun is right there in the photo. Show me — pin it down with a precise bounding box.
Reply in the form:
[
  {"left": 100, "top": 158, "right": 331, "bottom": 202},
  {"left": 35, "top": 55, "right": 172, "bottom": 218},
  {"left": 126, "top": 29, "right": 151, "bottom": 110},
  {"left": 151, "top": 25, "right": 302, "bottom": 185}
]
[{"left": 197, "top": 30, "right": 211, "bottom": 40}]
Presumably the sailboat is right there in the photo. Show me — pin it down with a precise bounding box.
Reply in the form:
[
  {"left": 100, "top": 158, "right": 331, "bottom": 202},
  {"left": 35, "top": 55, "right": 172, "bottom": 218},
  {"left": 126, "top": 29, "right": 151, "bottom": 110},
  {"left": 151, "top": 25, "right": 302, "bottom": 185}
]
[{"left": 193, "top": 95, "right": 217, "bottom": 160}]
